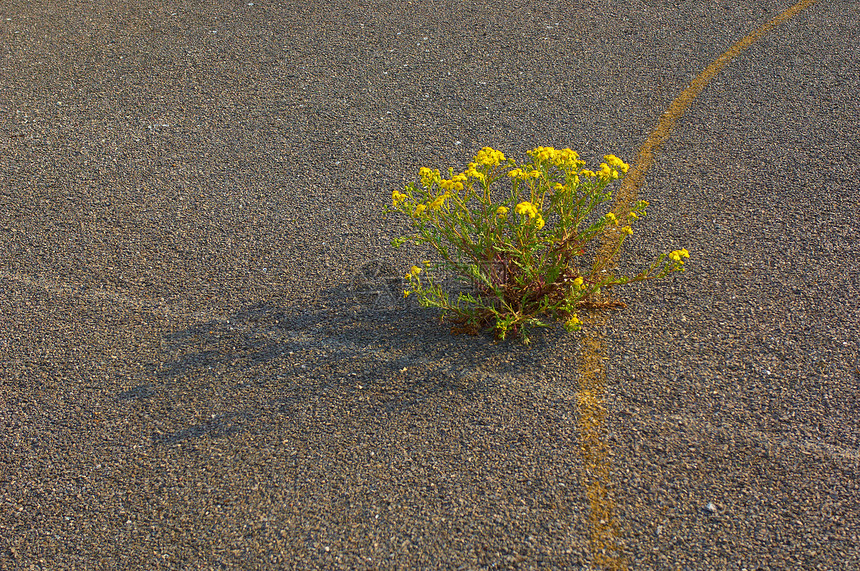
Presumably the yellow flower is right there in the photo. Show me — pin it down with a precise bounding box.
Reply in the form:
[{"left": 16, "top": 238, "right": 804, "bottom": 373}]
[
  {"left": 515, "top": 201, "right": 538, "bottom": 219},
  {"left": 529, "top": 146, "right": 554, "bottom": 162},
  {"left": 605, "top": 212, "right": 617, "bottom": 224},
  {"left": 597, "top": 163, "right": 616, "bottom": 180},
  {"left": 564, "top": 314, "right": 582, "bottom": 332},
  {"left": 604, "top": 154, "right": 630, "bottom": 173},
  {"left": 669, "top": 249, "right": 690, "bottom": 264},
  {"left": 622, "top": 225, "right": 633, "bottom": 236},
  {"left": 528, "top": 146, "right": 581, "bottom": 169},
  {"left": 495, "top": 206, "right": 509, "bottom": 218},
  {"left": 580, "top": 169, "right": 596, "bottom": 178},
  {"left": 440, "top": 178, "right": 464, "bottom": 192},
  {"left": 414, "top": 204, "right": 427, "bottom": 217},
  {"left": 573, "top": 277, "right": 584, "bottom": 287},
  {"left": 535, "top": 215, "right": 545, "bottom": 230},
  {"left": 428, "top": 193, "right": 450, "bottom": 210},
  {"left": 508, "top": 168, "right": 522, "bottom": 178},
  {"left": 553, "top": 183, "right": 565, "bottom": 192},
  {"left": 419, "top": 167, "right": 441, "bottom": 187},
  {"left": 556, "top": 148, "right": 581, "bottom": 168},
  {"left": 465, "top": 164, "right": 486, "bottom": 181},
  {"left": 404, "top": 265, "right": 422, "bottom": 280},
  {"left": 392, "top": 190, "right": 407, "bottom": 206},
  {"left": 529, "top": 170, "right": 542, "bottom": 179},
  {"left": 475, "top": 147, "right": 505, "bottom": 166}
]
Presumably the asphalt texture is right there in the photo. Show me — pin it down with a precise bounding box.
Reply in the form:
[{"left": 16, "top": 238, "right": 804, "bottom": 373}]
[{"left": 1, "top": 0, "right": 858, "bottom": 569}]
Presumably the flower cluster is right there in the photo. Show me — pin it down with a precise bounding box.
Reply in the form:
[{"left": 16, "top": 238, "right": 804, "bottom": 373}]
[
  {"left": 474, "top": 147, "right": 506, "bottom": 167},
  {"left": 669, "top": 248, "right": 690, "bottom": 264},
  {"left": 528, "top": 146, "right": 584, "bottom": 170},
  {"left": 388, "top": 146, "right": 689, "bottom": 343},
  {"left": 515, "top": 201, "right": 544, "bottom": 229}
]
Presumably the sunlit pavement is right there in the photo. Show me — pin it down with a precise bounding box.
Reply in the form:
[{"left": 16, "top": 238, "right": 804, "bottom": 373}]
[{"left": 1, "top": 1, "right": 857, "bottom": 568}]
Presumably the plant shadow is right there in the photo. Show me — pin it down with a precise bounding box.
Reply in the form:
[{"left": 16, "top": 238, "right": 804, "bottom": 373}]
[{"left": 121, "top": 281, "right": 577, "bottom": 448}]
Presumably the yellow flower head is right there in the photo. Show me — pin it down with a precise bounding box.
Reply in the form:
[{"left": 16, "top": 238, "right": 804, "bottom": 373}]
[
  {"left": 528, "top": 146, "right": 582, "bottom": 169},
  {"left": 564, "top": 314, "right": 582, "bottom": 332},
  {"left": 495, "top": 206, "right": 509, "bottom": 218},
  {"left": 419, "top": 167, "right": 441, "bottom": 187},
  {"left": 621, "top": 225, "right": 633, "bottom": 236},
  {"left": 475, "top": 147, "right": 505, "bottom": 167},
  {"left": 669, "top": 249, "right": 690, "bottom": 263},
  {"left": 465, "top": 163, "right": 486, "bottom": 181},
  {"left": 428, "top": 192, "right": 450, "bottom": 210},
  {"left": 509, "top": 168, "right": 539, "bottom": 180},
  {"left": 535, "top": 215, "right": 545, "bottom": 230},
  {"left": 555, "top": 148, "right": 582, "bottom": 168},
  {"left": 605, "top": 212, "right": 617, "bottom": 224},
  {"left": 604, "top": 154, "right": 630, "bottom": 173},
  {"left": 515, "top": 201, "right": 538, "bottom": 219},
  {"left": 573, "top": 277, "right": 584, "bottom": 287},
  {"left": 392, "top": 190, "right": 407, "bottom": 206},
  {"left": 597, "top": 163, "right": 618, "bottom": 180},
  {"left": 414, "top": 204, "right": 427, "bottom": 217},
  {"left": 439, "top": 179, "right": 463, "bottom": 192},
  {"left": 529, "top": 146, "right": 555, "bottom": 162}
]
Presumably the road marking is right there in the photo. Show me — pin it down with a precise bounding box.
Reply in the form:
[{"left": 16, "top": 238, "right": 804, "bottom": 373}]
[
  {"left": 577, "top": 310, "right": 626, "bottom": 570},
  {"left": 576, "top": 1, "right": 821, "bottom": 568}
]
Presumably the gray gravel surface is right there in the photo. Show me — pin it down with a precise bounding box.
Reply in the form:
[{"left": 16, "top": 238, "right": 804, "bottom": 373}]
[{"left": 2, "top": 0, "right": 858, "bottom": 569}]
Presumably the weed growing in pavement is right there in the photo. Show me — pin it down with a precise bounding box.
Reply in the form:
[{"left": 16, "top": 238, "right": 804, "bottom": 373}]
[{"left": 388, "top": 146, "right": 689, "bottom": 344}]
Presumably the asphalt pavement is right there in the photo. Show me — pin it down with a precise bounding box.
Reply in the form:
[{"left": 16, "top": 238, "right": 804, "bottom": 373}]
[{"left": 1, "top": 0, "right": 858, "bottom": 569}]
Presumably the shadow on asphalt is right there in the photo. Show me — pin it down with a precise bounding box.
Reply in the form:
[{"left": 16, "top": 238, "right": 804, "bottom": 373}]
[{"left": 121, "top": 283, "right": 574, "bottom": 448}]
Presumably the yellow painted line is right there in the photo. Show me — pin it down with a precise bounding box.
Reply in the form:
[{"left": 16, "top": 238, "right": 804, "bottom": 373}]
[
  {"left": 600, "top": 0, "right": 821, "bottom": 263},
  {"left": 576, "top": 1, "right": 821, "bottom": 568},
  {"left": 577, "top": 309, "right": 627, "bottom": 570}
]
